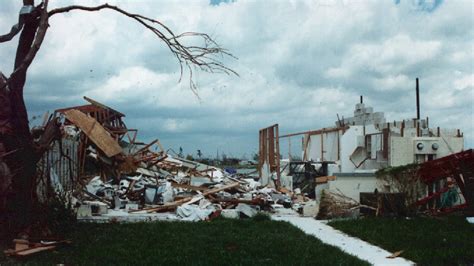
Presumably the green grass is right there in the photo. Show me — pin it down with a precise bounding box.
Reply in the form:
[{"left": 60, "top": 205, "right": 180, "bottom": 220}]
[
  {"left": 1, "top": 216, "right": 368, "bottom": 265},
  {"left": 329, "top": 216, "right": 474, "bottom": 266}
]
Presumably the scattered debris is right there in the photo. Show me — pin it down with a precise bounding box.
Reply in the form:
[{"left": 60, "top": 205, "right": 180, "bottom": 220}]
[
  {"left": 317, "top": 189, "right": 375, "bottom": 219},
  {"left": 4, "top": 239, "right": 71, "bottom": 257},
  {"left": 32, "top": 97, "right": 321, "bottom": 223},
  {"left": 386, "top": 250, "right": 404, "bottom": 259},
  {"left": 30, "top": 96, "right": 472, "bottom": 224}
]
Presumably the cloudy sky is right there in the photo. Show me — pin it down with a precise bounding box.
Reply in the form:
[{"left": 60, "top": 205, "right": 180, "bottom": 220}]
[{"left": 0, "top": 0, "right": 472, "bottom": 158}]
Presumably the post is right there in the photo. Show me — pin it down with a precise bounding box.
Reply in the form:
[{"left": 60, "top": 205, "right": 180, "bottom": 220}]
[
  {"left": 401, "top": 120, "right": 405, "bottom": 137},
  {"left": 288, "top": 137, "right": 291, "bottom": 160},
  {"left": 417, "top": 121, "right": 420, "bottom": 137},
  {"left": 416, "top": 78, "right": 420, "bottom": 120},
  {"left": 275, "top": 125, "right": 280, "bottom": 188}
]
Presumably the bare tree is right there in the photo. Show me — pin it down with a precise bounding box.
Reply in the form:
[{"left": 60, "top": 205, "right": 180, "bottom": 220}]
[{"left": 0, "top": 0, "right": 236, "bottom": 235}]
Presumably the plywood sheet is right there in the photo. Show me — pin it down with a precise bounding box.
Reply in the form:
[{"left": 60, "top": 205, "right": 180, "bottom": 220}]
[{"left": 64, "top": 109, "right": 122, "bottom": 157}]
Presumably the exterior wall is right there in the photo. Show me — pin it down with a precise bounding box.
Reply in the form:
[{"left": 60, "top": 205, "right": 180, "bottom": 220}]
[
  {"left": 336, "top": 103, "right": 386, "bottom": 126},
  {"left": 328, "top": 173, "right": 379, "bottom": 202},
  {"left": 338, "top": 125, "right": 386, "bottom": 173},
  {"left": 306, "top": 130, "right": 340, "bottom": 162},
  {"left": 390, "top": 136, "right": 464, "bottom": 166},
  {"left": 390, "top": 137, "right": 414, "bottom": 166},
  {"left": 339, "top": 126, "right": 360, "bottom": 173}
]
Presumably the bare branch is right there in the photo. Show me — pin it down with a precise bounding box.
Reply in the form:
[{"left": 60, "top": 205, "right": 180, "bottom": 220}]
[
  {"left": 0, "top": 23, "right": 23, "bottom": 43},
  {"left": 48, "top": 3, "right": 238, "bottom": 93}
]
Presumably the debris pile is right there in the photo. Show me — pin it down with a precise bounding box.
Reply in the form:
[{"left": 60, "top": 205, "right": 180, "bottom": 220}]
[
  {"left": 317, "top": 190, "right": 363, "bottom": 219},
  {"left": 37, "top": 97, "right": 316, "bottom": 222}
]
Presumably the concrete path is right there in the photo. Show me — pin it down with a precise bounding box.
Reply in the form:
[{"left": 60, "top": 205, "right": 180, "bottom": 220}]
[{"left": 272, "top": 214, "right": 414, "bottom": 265}]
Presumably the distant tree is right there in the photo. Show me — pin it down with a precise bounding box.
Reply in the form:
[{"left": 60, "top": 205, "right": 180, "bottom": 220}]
[
  {"left": 185, "top": 154, "right": 194, "bottom": 161},
  {"left": 252, "top": 153, "right": 259, "bottom": 162},
  {"left": 197, "top": 149, "right": 202, "bottom": 159},
  {"left": 178, "top": 147, "right": 184, "bottom": 158}
]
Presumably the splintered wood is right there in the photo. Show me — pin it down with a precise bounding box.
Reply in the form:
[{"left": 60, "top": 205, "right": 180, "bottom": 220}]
[
  {"left": 4, "top": 239, "right": 71, "bottom": 257},
  {"left": 64, "top": 109, "right": 122, "bottom": 157}
]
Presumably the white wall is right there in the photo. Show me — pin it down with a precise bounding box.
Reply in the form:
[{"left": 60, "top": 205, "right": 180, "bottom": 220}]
[
  {"left": 328, "top": 175, "right": 379, "bottom": 202},
  {"left": 390, "top": 136, "right": 464, "bottom": 166},
  {"left": 307, "top": 131, "right": 340, "bottom": 162}
]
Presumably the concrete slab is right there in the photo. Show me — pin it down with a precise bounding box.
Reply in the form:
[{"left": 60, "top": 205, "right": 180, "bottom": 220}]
[{"left": 272, "top": 215, "right": 414, "bottom": 265}]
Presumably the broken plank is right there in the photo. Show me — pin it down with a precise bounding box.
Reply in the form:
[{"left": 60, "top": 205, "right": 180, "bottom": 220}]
[
  {"left": 14, "top": 246, "right": 56, "bottom": 256},
  {"left": 83, "top": 96, "right": 125, "bottom": 117},
  {"left": 315, "top": 176, "right": 336, "bottom": 184},
  {"left": 13, "top": 239, "right": 29, "bottom": 251},
  {"left": 64, "top": 109, "right": 122, "bottom": 157},
  {"left": 386, "top": 250, "right": 404, "bottom": 259}
]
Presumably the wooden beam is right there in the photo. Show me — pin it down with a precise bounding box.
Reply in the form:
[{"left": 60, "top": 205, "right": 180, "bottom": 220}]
[
  {"left": 83, "top": 96, "right": 125, "bottom": 117},
  {"left": 279, "top": 126, "right": 347, "bottom": 138},
  {"left": 315, "top": 176, "right": 336, "bottom": 184}
]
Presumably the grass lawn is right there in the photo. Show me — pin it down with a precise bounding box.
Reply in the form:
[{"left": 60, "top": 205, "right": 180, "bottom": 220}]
[
  {"left": 329, "top": 216, "right": 474, "bottom": 266},
  {"left": 1, "top": 216, "right": 368, "bottom": 265}
]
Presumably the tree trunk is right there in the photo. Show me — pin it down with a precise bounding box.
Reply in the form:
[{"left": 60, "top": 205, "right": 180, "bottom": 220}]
[{"left": 1, "top": 2, "right": 40, "bottom": 236}]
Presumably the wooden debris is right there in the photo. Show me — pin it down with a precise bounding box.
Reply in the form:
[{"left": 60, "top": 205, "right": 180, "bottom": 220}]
[
  {"left": 64, "top": 109, "right": 122, "bottom": 157},
  {"left": 12, "top": 246, "right": 56, "bottom": 256},
  {"left": 13, "top": 239, "right": 29, "bottom": 251},
  {"left": 132, "top": 182, "right": 240, "bottom": 213},
  {"left": 386, "top": 250, "right": 404, "bottom": 259},
  {"left": 315, "top": 175, "right": 336, "bottom": 184},
  {"left": 317, "top": 189, "right": 364, "bottom": 219},
  {"left": 4, "top": 239, "right": 71, "bottom": 257}
]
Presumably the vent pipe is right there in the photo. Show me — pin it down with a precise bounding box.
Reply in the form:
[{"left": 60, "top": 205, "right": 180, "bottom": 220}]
[{"left": 416, "top": 78, "right": 420, "bottom": 120}]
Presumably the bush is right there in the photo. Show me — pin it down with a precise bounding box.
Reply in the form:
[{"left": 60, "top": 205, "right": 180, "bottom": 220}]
[{"left": 252, "top": 212, "right": 271, "bottom": 221}]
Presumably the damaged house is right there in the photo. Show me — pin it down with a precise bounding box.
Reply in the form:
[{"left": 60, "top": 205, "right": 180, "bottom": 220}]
[
  {"left": 34, "top": 96, "right": 293, "bottom": 222},
  {"left": 302, "top": 96, "right": 463, "bottom": 202},
  {"left": 258, "top": 82, "right": 469, "bottom": 217}
]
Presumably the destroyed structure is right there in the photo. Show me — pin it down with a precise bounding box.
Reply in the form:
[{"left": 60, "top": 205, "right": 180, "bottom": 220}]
[
  {"left": 34, "top": 97, "right": 296, "bottom": 222},
  {"left": 301, "top": 96, "right": 463, "bottom": 202},
  {"left": 6, "top": 86, "right": 472, "bottom": 223},
  {"left": 258, "top": 81, "right": 471, "bottom": 218}
]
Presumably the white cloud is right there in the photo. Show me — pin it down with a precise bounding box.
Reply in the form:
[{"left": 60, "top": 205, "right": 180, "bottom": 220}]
[
  {"left": 0, "top": 0, "right": 472, "bottom": 155},
  {"left": 372, "top": 74, "right": 411, "bottom": 91}
]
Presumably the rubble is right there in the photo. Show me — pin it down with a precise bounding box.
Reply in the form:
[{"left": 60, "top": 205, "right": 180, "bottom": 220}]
[
  {"left": 40, "top": 96, "right": 471, "bottom": 223},
  {"left": 36, "top": 97, "right": 320, "bottom": 222}
]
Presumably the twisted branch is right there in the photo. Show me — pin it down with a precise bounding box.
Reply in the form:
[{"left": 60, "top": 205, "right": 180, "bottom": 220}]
[{"left": 48, "top": 3, "right": 238, "bottom": 96}]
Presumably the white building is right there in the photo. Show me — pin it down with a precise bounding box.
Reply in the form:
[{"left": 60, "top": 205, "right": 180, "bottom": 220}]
[{"left": 302, "top": 99, "right": 464, "bottom": 201}]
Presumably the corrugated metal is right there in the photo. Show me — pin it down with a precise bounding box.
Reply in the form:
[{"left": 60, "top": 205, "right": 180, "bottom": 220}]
[{"left": 37, "top": 138, "right": 79, "bottom": 200}]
